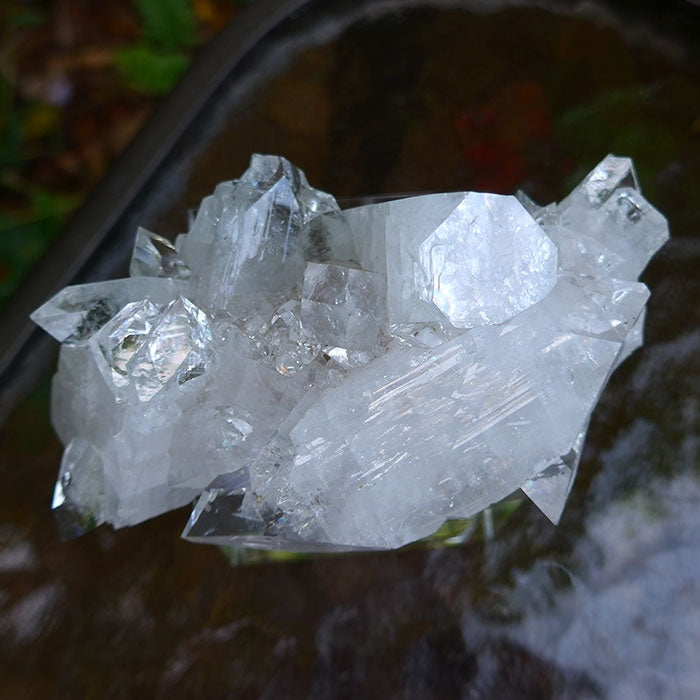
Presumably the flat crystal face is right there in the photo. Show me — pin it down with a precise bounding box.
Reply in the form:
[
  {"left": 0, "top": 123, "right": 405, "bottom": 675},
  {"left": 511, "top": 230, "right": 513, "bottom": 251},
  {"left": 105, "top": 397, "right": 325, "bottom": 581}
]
[
  {"left": 91, "top": 299, "right": 161, "bottom": 394},
  {"left": 32, "top": 153, "right": 668, "bottom": 549},
  {"left": 128, "top": 296, "right": 213, "bottom": 402},
  {"left": 416, "top": 193, "right": 558, "bottom": 328}
]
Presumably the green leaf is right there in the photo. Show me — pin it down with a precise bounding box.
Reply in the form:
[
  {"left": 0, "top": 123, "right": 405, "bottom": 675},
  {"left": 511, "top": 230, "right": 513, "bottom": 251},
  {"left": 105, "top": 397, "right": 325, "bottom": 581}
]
[
  {"left": 114, "top": 45, "right": 189, "bottom": 96},
  {"left": 133, "top": 0, "right": 197, "bottom": 52}
]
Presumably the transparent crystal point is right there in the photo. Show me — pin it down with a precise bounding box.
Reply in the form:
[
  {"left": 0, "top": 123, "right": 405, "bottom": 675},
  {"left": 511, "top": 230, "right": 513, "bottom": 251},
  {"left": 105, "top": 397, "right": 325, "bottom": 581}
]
[
  {"left": 182, "top": 472, "right": 266, "bottom": 542},
  {"left": 560, "top": 154, "right": 640, "bottom": 211},
  {"left": 186, "top": 154, "right": 353, "bottom": 312},
  {"left": 520, "top": 426, "right": 587, "bottom": 525},
  {"left": 183, "top": 472, "right": 371, "bottom": 552},
  {"left": 130, "top": 227, "right": 191, "bottom": 280},
  {"left": 52, "top": 437, "right": 106, "bottom": 539},
  {"left": 90, "top": 299, "right": 161, "bottom": 397},
  {"left": 555, "top": 155, "right": 669, "bottom": 280},
  {"left": 31, "top": 277, "right": 187, "bottom": 343},
  {"left": 128, "top": 296, "right": 213, "bottom": 402}
]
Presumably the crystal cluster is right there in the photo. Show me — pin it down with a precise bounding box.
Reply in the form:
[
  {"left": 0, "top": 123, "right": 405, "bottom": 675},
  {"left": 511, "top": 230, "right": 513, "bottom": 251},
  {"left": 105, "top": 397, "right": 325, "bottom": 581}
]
[{"left": 32, "top": 154, "right": 668, "bottom": 550}]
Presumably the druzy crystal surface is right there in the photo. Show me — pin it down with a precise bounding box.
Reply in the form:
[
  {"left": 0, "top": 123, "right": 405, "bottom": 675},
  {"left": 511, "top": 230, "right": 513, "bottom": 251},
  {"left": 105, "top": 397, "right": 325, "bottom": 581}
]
[{"left": 32, "top": 154, "right": 668, "bottom": 549}]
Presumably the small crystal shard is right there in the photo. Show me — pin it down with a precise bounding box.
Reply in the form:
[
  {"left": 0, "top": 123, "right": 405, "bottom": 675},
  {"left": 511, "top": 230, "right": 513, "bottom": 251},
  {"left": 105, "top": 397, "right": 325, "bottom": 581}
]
[
  {"left": 32, "top": 153, "right": 669, "bottom": 548},
  {"left": 52, "top": 437, "right": 106, "bottom": 539},
  {"left": 130, "top": 227, "right": 191, "bottom": 280}
]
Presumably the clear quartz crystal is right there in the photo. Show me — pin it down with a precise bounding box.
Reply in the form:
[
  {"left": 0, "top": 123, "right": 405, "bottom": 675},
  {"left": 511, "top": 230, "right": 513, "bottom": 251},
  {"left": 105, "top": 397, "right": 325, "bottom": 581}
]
[
  {"left": 130, "top": 227, "right": 191, "bottom": 280},
  {"left": 52, "top": 437, "right": 106, "bottom": 539},
  {"left": 90, "top": 299, "right": 161, "bottom": 397},
  {"left": 185, "top": 155, "right": 355, "bottom": 313},
  {"left": 345, "top": 191, "right": 558, "bottom": 328},
  {"left": 301, "top": 262, "right": 386, "bottom": 351},
  {"left": 128, "top": 296, "right": 213, "bottom": 402},
  {"left": 31, "top": 277, "right": 188, "bottom": 344},
  {"left": 33, "top": 153, "right": 669, "bottom": 547}
]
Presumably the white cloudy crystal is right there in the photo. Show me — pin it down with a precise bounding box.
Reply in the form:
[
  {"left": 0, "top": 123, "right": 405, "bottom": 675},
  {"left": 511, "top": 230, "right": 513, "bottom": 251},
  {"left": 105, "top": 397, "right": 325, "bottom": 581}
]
[{"left": 32, "top": 153, "right": 668, "bottom": 548}]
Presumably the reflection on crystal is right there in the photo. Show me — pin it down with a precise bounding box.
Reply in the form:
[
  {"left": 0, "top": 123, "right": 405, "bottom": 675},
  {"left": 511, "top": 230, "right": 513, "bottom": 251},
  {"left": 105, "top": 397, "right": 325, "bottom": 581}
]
[
  {"left": 32, "top": 153, "right": 668, "bottom": 549},
  {"left": 129, "top": 296, "right": 213, "bottom": 402},
  {"left": 52, "top": 438, "right": 106, "bottom": 539},
  {"left": 31, "top": 277, "right": 187, "bottom": 343},
  {"left": 130, "top": 227, "right": 191, "bottom": 280},
  {"left": 416, "top": 193, "right": 558, "bottom": 327},
  {"left": 520, "top": 426, "right": 587, "bottom": 525},
  {"left": 301, "top": 262, "right": 385, "bottom": 350},
  {"left": 91, "top": 299, "right": 161, "bottom": 396}
]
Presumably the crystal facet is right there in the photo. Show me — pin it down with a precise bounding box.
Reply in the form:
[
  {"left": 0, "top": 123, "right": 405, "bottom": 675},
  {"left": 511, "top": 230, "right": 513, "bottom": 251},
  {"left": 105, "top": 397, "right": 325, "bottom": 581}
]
[
  {"left": 301, "top": 262, "right": 386, "bottom": 350},
  {"left": 130, "top": 227, "right": 191, "bottom": 280},
  {"left": 32, "top": 153, "right": 669, "bottom": 549},
  {"left": 51, "top": 437, "right": 106, "bottom": 539}
]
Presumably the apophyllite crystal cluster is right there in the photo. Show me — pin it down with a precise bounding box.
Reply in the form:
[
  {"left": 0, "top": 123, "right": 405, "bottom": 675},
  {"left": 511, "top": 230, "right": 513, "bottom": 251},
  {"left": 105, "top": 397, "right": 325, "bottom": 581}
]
[{"left": 32, "top": 154, "right": 668, "bottom": 551}]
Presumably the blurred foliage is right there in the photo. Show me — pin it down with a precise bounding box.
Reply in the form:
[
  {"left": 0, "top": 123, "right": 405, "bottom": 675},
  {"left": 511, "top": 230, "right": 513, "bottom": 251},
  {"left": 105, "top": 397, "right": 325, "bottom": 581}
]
[
  {"left": 134, "top": 0, "right": 198, "bottom": 51},
  {"left": 555, "top": 85, "right": 679, "bottom": 200},
  {"left": 0, "top": 0, "right": 246, "bottom": 309},
  {"left": 115, "top": 0, "right": 199, "bottom": 95},
  {"left": 0, "top": 188, "right": 80, "bottom": 302},
  {"left": 114, "top": 45, "right": 190, "bottom": 96}
]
